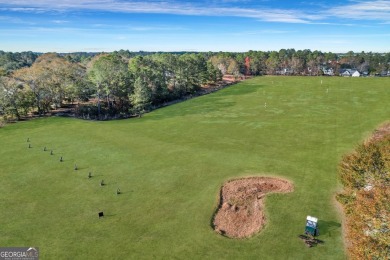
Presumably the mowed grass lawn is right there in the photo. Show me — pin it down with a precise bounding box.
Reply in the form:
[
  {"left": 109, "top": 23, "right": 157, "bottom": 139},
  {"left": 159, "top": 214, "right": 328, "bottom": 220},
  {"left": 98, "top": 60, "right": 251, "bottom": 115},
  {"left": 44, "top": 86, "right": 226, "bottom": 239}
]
[{"left": 0, "top": 76, "right": 389, "bottom": 259}]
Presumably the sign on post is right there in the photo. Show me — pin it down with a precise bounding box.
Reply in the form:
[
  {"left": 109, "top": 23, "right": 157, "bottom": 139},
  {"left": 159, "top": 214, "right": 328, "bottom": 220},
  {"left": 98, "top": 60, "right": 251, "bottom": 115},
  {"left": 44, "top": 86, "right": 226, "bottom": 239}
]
[{"left": 305, "top": 215, "right": 318, "bottom": 236}]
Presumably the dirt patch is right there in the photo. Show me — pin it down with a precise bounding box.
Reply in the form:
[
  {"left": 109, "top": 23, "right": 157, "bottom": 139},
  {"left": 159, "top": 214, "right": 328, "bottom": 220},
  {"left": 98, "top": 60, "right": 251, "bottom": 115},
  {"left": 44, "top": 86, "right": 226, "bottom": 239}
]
[
  {"left": 333, "top": 195, "right": 349, "bottom": 254},
  {"left": 213, "top": 176, "right": 293, "bottom": 238},
  {"left": 222, "top": 74, "right": 252, "bottom": 83},
  {"left": 367, "top": 122, "right": 390, "bottom": 143}
]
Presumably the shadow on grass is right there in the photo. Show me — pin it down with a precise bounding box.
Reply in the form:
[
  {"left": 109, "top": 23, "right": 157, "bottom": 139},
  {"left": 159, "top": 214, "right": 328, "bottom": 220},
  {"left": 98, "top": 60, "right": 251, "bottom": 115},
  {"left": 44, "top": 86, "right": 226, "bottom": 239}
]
[
  {"left": 98, "top": 213, "right": 117, "bottom": 218},
  {"left": 318, "top": 219, "right": 341, "bottom": 236},
  {"left": 115, "top": 190, "right": 134, "bottom": 195},
  {"left": 216, "top": 83, "right": 265, "bottom": 97},
  {"left": 143, "top": 84, "right": 265, "bottom": 121},
  {"left": 209, "top": 187, "right": 226, "bottom": 237},
  {"left": 74, "top": 167, "right": 88, "bottom": 171},
  {"left": 89, "top": 174, "right": 103, "bottom": 178}
]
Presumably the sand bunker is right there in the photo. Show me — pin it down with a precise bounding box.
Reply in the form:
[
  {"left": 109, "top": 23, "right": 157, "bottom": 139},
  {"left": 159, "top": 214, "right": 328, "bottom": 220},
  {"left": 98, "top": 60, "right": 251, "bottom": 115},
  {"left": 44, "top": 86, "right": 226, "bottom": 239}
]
[{"left": 213, "top": 176, "right": 293, "bottom": 238}]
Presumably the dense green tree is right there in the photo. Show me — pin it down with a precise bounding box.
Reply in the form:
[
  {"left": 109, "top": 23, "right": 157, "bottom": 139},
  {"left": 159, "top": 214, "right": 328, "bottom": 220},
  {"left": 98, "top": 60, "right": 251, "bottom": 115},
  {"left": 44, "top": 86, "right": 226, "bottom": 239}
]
[
  {"left": 266, "top": 51, "right": 280, "bottom": 74},
  {"left": 177, "top": 54, "right": 207, "bottom": 93},
  {"left": 129, "top": 55, "right": 169, "bottom": 103},
  {"left": 0, "top": 51, "right": 38, "bottom": 75},
  {"left": 246, "top": 51, "right": 267, "bottom": 75},
  {"left": 130, "top": 77, "right": 151, "bottom": 116},
  {"left": 88, "top": 54, "right": 131, "bottom": 116},
  {"left": 206, "top": 61, "right": 223, "bottom": 83}
]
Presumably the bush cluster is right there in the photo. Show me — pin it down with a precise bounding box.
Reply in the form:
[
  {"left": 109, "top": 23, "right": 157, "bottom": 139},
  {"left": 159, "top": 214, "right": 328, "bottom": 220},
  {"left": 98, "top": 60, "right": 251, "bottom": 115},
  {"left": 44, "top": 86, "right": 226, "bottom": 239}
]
[{"left": 337, "top": 125, "right": 390, "bottom": 259}]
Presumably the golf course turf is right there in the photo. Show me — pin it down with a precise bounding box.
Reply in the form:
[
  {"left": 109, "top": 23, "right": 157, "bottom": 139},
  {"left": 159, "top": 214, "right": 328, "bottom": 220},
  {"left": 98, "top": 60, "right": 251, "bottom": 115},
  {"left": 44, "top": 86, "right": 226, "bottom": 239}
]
[{"left": 1, "top": 76, "right": 389, "bottom": 259}]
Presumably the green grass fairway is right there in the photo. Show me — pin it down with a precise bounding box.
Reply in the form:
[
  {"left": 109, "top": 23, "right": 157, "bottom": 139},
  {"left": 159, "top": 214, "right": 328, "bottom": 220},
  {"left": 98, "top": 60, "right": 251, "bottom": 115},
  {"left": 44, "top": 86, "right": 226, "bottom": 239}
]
[{"left": 1, "top": 76, "right": 389, "bottom": 259}]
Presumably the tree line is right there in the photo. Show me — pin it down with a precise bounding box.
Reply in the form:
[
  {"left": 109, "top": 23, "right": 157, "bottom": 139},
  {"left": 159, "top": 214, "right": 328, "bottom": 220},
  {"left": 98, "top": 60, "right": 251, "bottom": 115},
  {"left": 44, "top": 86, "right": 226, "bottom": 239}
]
[
  {"left": 1, "top": 49, "right": 390, "bottom": 121},
  {"left": 219, "top": 49, "right": 390, "bottom": 76},
  {"left": 0, "top": 52, "right": 222, "bottom": 120},
  {"left": 2, "top": 49, "right": 389, "bottom": 77}
]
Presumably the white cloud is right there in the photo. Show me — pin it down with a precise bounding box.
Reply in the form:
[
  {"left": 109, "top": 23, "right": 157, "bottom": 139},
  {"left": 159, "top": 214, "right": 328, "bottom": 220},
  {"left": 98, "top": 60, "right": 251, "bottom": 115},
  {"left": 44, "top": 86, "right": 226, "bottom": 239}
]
[
  {"left": 127, "top": 25, "right": 185, "bottom": 31},
  {"left": 0, "top": 0, "right": 389, "bottom": 24},
  {"left": 0, "top": 7, "right": 46, "bottom": 13},
  {"left": 0, "top": 15, "right": 36, "bottom": 24},
  {"left": 325, "top": 0, "right": 390, "bottom": 21},
  {"left": 231, "top": 29, "right": 297, "bottom": 36},
  {"left": 52, "top": 20, "right": 69, "bottom": 24},
  {"left": 0, "top": 1, "right": 313, "bottom": 23},
  {"left": 114, "top": 35, "right": 128, "bottom": 40}
]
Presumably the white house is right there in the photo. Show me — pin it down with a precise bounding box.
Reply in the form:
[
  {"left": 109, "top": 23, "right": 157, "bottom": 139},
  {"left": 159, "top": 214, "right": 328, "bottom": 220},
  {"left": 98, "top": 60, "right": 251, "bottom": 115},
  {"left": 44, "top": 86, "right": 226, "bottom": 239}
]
[
  {"left": 352, "top": 70, "right": 361, "bottom": 77},
  {"left": 341, "top": 70, "right": 352, "bottom": 77},
  {"left": 340, "top": 69, "right": 360, "bottom": 77}
]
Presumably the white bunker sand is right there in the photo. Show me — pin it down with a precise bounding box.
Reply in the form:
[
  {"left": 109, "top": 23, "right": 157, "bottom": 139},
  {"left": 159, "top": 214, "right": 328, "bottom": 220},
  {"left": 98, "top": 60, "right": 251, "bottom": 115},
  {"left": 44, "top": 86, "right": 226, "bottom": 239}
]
[{"left": 213, "top": 177, "right": 294, "bottom": 238}]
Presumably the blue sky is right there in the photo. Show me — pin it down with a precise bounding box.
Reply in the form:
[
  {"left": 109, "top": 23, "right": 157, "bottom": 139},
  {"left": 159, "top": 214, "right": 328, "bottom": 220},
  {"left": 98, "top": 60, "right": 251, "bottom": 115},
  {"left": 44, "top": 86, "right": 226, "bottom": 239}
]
[{"left": 0, "top": 0, "right": 390, "bottom": 52}]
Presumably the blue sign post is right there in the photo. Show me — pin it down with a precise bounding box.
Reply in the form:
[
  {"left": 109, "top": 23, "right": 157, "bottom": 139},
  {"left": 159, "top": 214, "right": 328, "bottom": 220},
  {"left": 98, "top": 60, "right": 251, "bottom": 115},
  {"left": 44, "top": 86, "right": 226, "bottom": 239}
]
[{"left": 305, "top": 215, "right": 318, "bottom": 236}]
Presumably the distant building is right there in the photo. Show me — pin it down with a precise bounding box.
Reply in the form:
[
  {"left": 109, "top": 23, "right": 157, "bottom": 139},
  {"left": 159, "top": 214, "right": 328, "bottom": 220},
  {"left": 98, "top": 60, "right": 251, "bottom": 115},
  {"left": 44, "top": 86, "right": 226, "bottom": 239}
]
[
  {"left": 340, "top": 69, "right": 360, "bottom": 77},
  {"left": 341, "top": 69, "right": 352, "bottom": 77},
  {"left": 279, "top": 68, "right": 294, "bottom": 75},
  {"left": 322, "top": 67, "right": 334, "bottom": 76},
  {"left": 352, "top": 70, "right": 360, "bottom": 77}
]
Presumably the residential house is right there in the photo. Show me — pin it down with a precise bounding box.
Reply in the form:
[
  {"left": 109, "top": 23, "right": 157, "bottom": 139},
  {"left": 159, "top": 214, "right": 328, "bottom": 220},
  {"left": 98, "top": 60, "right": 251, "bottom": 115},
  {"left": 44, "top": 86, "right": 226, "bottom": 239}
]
[
  {"left": 352, "top": 70, "right": 360, "bottom": 77},
  {"left": 340, "top": 69, "right": 360, "bottom": 77}
]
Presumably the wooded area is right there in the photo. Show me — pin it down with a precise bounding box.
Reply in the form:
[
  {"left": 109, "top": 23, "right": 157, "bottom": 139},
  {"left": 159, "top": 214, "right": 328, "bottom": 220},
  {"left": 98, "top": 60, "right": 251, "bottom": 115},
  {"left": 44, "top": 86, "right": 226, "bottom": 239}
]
[
  {"left": 1, "top": 49, "right": 390, "bottom": 121},
  {"left": 0, "top": 52, "right": 222, "bottom": 120}
]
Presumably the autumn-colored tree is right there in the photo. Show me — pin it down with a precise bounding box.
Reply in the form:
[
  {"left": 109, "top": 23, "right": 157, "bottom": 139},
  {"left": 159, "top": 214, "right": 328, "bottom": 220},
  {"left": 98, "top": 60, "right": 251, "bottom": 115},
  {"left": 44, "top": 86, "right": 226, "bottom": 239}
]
[
  {"left": 337, "top": 124, "right": 390, "bottom": 259},
  {"left": 0, "top": 76, "right": 34, "bottom": 119},
  {"left": 12, "top": 53, "right": 85, "bottom": 115},
  {"left": 12, "top": 62, "right": 47, "bottom": 115},
  {"left": 209, "top": 55, "right": 239, "bottom": 76}
]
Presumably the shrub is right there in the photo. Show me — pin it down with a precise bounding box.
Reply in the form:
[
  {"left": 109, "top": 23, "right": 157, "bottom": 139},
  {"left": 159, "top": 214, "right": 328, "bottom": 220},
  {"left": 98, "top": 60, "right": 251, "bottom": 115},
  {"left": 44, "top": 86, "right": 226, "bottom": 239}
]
[{"left": 337, "top": 126, "right": 390, "bottom": 259}]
